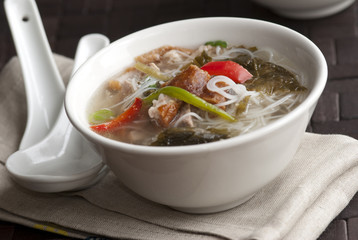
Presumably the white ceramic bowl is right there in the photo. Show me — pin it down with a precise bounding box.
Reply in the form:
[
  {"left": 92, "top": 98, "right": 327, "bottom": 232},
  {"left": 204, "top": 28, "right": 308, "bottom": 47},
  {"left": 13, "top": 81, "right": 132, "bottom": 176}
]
[
  {"left": 65, "top": 17, "right": 327, "bottom": 213},
  {"left": 252, "top": 0, "right": 355, "bottom": 19}
]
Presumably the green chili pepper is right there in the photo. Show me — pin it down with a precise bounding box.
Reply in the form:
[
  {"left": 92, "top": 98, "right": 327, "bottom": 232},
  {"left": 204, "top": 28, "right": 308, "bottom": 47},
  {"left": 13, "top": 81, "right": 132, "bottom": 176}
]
[
  {"left": 205, "top": 40, "right": 228, "bottom": 48},
  {"left": 143, "top": 86, "right": 235, "bottom": 122},
  {"left": 134, "top": 62, "right": 171, "bottom": 81}
]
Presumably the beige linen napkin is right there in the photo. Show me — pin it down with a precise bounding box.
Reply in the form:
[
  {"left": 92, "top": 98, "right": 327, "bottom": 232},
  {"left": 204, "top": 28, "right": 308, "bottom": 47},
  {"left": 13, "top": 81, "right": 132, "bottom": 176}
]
[{"left": 1, "top": 55, "right": 358, "bottom": 240}]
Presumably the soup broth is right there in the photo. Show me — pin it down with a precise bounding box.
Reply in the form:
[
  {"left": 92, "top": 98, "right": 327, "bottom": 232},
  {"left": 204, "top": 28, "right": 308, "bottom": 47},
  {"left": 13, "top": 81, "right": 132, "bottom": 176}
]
[{"left": 87, "top": 41, "right": 307, "bottom": 146}]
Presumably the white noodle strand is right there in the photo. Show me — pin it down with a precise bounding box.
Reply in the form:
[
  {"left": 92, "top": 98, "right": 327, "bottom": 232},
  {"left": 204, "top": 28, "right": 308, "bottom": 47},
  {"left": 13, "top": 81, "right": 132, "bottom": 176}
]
[{"left": 173, "top": 112, "right": 204, "bottom": 127}]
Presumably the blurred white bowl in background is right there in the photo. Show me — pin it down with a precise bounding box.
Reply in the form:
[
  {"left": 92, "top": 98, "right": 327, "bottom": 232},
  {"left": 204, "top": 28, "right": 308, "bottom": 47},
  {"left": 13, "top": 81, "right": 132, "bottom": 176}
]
[{"left": 252, "top": 0, "right": 355, "bottom": 19}]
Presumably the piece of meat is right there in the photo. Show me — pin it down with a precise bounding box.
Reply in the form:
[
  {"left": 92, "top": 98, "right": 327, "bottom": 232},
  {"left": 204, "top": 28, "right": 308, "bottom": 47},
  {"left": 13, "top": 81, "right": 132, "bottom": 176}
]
[
  {"left": 173, "top": 104, "right": 195, "bottom": 127},
  {"left": 108, "top": 79, "right": 122, "bottom": 91},
  {"left": 157, "top": 102, "right": 181, "bottom": 127},
  {"left": 162, "top": 49, "right": 189, "bottom": 65},
  {"left": 107, "top": 69, "right": 141, "bottom": 95},
  {"left": 165, "top": 64, "right": 226, "bottom": 106},
  {"left": 135, "top": 46, "right": 193, "bottom": 65},
  {"left": 164, "top": 64, "right": 210, "bottom": 96},
  {"left": 148, "top": 94, "right": 182, "bottom": 127},
  {"left": 200, "top": 81, "right": 227, "bottom": 106}
]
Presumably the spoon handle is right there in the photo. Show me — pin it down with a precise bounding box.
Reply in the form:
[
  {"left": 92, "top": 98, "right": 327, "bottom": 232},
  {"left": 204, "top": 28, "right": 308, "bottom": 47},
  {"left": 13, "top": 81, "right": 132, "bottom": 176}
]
[
  {"left": 72, "top": 34, "right": 110, "bottom": 74},
  {"left": 4, "top": 0, "right": 65, "bottom": 150}
]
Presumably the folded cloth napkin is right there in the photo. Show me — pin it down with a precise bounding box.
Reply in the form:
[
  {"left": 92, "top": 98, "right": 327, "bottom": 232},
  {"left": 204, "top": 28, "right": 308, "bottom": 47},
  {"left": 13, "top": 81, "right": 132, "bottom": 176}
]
[{"left": 1, "top": 55, "right": 358, "bottom": 240}]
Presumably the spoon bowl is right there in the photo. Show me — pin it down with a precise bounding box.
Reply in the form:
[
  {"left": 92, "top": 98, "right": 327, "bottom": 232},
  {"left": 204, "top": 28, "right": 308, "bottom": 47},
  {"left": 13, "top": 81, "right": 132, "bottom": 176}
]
[{"left": 6, "top": 99, "right": 104, "bottom": 192}]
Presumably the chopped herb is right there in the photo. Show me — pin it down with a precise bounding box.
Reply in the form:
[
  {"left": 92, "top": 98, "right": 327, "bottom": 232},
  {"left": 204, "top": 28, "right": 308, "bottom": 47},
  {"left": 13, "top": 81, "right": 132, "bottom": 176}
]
[{"left": 88, "top": 108, "right": 115, "bottom": 125}]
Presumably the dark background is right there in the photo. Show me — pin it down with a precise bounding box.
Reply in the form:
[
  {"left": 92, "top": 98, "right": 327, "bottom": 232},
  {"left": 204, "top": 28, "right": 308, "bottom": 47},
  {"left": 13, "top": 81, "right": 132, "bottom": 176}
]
[{"left": 0, "top": 0, "right": 358, "bottom": 239}]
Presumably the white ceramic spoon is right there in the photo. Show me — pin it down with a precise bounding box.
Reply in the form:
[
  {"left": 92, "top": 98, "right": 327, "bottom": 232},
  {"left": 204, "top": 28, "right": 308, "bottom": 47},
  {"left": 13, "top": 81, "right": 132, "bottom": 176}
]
[
  {"left": 5, "top": 0, "right": 110, "bottom": 192},
  {"left": 4, "top": 0, "right": 66, "bottom": 150},
  {"left": 6, "top": 34, "right": 110, "bottom": 193}
]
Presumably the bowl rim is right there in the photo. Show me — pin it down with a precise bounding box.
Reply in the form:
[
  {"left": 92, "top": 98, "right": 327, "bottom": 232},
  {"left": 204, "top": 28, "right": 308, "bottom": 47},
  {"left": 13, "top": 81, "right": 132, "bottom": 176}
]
[{"left": 65, "top": 17, "right": 328, "bottom": 155}]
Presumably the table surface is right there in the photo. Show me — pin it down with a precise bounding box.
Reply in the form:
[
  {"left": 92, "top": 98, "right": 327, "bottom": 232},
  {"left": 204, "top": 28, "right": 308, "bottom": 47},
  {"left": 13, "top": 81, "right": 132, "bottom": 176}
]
[{"left": 1, "top": 0, "right": 358, "bottom": 239}]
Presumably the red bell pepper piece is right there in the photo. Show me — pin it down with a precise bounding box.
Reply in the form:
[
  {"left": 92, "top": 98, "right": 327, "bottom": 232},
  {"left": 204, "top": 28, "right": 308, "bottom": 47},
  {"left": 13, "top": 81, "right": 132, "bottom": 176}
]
[
  {"left": 91, "top": 97, "right": 143, "bottom": 133},
  {"left": 201, "top": 61, "right": 252, "bottom": 83}
]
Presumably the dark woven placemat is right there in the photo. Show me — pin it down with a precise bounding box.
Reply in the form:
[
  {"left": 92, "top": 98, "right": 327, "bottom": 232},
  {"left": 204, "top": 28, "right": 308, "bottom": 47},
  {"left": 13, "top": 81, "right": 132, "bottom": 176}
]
[{"left": 0, "top": 0, "right": 357, "bottom": 239}]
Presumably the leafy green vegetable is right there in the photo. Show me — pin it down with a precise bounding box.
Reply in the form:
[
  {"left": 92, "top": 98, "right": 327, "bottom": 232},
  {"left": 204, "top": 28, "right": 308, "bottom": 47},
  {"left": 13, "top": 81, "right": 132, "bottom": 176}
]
[
  {"left": 192, "top": 51, "right": 212, "bottom": 67},
  {"left": 151, "top": 127, "right": 231, "bottom": 146},
  {"left": 89, "top": 108, "right": 115, "bottom": 124},
  {"left": 205, "top": 40, "right": 228, "bottom": 48},
  {"left": 143, "top": 86, "right": 236, "bottom": 122},
  {"left": 236, "top": 96, "right": 250, "bottom": 115},
  {"left": 243, "top": 61, "right": 307, "bottom": 94},
  {"left": 228, "top": 51, "right": 307, "bottom": 94}
]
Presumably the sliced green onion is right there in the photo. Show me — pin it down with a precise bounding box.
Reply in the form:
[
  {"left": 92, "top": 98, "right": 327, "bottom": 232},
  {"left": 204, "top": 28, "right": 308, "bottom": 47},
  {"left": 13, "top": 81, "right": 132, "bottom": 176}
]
[
  {"left": 205, "top": 40, "right": 228, "bottom": 48},
  {"left": 89, "top": 108, "right": 115, "bottom": 124},
  {"left": 134, "top": 62, "right": 171, "bottom": 81},
  {"left": 143, "top": 86, "right": 235, "bottom": 122}
]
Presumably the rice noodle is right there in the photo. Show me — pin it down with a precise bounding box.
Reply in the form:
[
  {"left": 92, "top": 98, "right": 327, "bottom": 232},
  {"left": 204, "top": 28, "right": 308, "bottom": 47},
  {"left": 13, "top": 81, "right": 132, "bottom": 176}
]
[
  {"left": 215, "top": 98, "right": 240, "bottom": 107},
  {"left": 263, "top": 93, "right": 294, "bottom": 111},
  {"left": 109, "top": 76, "right": 157, "bottom": 110},
  {"left": 252, "top": 47, "right": 274, "bottom": 62},
  {"left": 212, "top": 47, "right": 254, "bottom": 60},
  {"left": 173, "top": 112, "right": 204, "bottom": 127},
  {"left": 173, "top": 49, "right": 194, "bottom": 59},
  {"left": 206, "top": 76, "right": 259, "bottom": 107}
]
